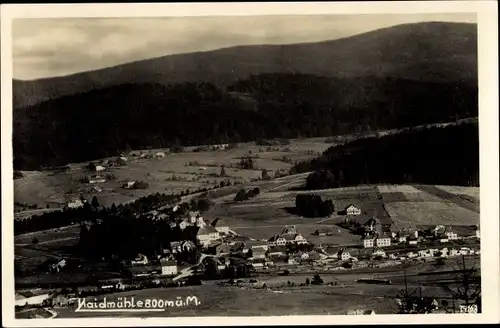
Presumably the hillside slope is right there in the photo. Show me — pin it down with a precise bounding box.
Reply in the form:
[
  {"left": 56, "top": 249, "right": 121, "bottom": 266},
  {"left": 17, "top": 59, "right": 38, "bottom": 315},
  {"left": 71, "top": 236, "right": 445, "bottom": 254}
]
[
  {"left": 13, "top": 22, "right": 477, "bottom": 108},
  {"left": 13, "top": 73, "right": 477, "bottom": 170},
  {"left": 292, "top": 121, "right": 479, "bottom": 188}
]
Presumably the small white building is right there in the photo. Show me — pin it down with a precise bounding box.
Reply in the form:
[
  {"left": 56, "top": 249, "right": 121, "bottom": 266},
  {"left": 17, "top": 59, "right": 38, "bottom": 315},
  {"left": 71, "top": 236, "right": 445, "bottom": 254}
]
[
  {"left": 196, "top": 226, "right": 221, "bottom": 247},
  {"left": 376, "top": 237, "right": 391, "bottom": 248},
  {"left": 250, "top": 247, "right": 267, "bottom": 260},
  {"left": 131, "top": 253, "right": 148, "bottom": 265},
  {"left": 95, "top": 165, "right": 106, "bottom": 172},
  {"left": 179, "top": 221, "right": 188, "bottom": 230},
  {"left": 345, "top": 204, "right": 362, "bottom": 216},
  {"left": 475, "top": 226, "right": 480, "bottom": 239},
  {"left": 215, "top": 226, "right": 230, "bottom": 234},
  {"left": 160, "top": 259, "right": 178, "bottom": 276},
  {"left": 419, "top": 249, "right": 432, "bottom": 258},
  {"left": 155, "top": 152, "right": 166, "bottom": 159},
  {"left": 123, "top": 181, "right": 136, "bottom": 189},
  {"left": 89, "top": 178, "right": 106, "bottom": 184},
  {"left": 446, "top": 231, "right": 458, "bottom": 240},
  {"left": 340, "top": 251, "right": 351, "bottom": 261},
  {"left": 363, "top": 238, "right": 375, "bottom": 248},
  {"left": 372, "top": 249, "right": 387, "bottom": 258},
  {"left": 67, "top": 199, "right": 84, "bottom": 209},
  {"left": 268, "top": 236, "right": 287, "bottom": 247}
]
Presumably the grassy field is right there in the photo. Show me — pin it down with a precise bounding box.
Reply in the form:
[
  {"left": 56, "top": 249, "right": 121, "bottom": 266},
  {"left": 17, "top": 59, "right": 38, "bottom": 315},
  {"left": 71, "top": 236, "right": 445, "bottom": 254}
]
[{"left": 14, "top": 139, "right": 332, "bottom": 211}]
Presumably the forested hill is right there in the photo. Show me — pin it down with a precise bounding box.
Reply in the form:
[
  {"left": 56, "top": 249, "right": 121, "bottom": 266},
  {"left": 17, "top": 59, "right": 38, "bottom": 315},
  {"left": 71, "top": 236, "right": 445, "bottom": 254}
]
[
  {"left": 291, "top": 121, "right": 479, "bottom": 189},
  {"left": 13, "top": 73, "right": 478, "bottom": 170},
  {"left": 13, "top": 21, "right": 477, "bottom": 108}
]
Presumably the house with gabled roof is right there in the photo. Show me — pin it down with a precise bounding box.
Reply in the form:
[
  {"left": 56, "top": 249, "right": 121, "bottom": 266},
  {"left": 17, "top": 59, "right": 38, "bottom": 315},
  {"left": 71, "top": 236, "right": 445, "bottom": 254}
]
[
  {"left": 196, "top": 226, "right": 220, "bottom": 247},
  {"left": 345, "top": 204, "right": 362, "bottom": 216}
]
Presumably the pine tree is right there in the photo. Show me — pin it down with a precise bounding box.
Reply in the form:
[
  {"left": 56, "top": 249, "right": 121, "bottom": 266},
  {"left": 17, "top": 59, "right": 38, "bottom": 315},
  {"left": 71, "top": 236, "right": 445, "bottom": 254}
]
[{"left": 91, "top": 196, "right": 100, "bottom": 208}]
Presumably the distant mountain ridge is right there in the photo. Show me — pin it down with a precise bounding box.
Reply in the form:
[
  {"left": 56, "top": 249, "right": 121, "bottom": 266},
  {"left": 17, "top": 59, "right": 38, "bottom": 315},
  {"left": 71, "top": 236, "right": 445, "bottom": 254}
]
[{"left": 13, "top": 21, "right": 477, "bottom": 108}]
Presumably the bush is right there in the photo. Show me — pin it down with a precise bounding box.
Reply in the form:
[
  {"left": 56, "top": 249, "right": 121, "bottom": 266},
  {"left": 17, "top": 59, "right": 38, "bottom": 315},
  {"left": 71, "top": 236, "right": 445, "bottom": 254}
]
[
  {"left": 133, "top": 180, "right": 149, "bottom": 189},
  {"left": 234, "top": 189, "right": 248, "bottom": 202},
  {"left": 311, "top": 274, "right": 324, "bottom": 285},
  {"left": 239, "top": 157, "right": 254, "bottom": 169}
]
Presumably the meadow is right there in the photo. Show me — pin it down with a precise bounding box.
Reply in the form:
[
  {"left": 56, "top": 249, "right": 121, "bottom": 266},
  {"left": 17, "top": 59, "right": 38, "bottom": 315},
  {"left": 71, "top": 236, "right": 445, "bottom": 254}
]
[{"left": 14, "top": 139, "right": 331, "bottom": 212}]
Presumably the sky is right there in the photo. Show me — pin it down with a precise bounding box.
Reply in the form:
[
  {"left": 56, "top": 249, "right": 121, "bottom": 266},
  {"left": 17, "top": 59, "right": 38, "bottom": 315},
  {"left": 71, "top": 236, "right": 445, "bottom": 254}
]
[{"left": 12, "top": 13, "right": 476, "bottom": 80}]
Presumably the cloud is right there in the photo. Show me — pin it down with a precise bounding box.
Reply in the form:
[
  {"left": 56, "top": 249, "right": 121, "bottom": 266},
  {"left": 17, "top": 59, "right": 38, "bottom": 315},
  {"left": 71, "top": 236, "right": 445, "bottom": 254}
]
[{"left": 12, "top": 14, "right": 476, "bottom": 80}]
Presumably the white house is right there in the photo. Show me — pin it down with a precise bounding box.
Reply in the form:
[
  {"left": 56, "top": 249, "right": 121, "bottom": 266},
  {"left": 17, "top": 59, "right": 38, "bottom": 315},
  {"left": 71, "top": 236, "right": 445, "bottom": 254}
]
[
  {"left": 51, "top": 259, "right": 67, "bottom": 272},
  {"left": 398, "top": 236, "right": 408, "bottom": 243},
  {"left": 123, "top": 181, "right": 136, "bottom": 189},
  {"left": 179, "top": 221, "right": 188, "bottom": 230},
  {"left": 419, "top": 249, "right": 432, "bottom": 258},
  {"left": 475, "top": 226, "right": 480, "bottom": 239},
  {"left": 337, "top": 250, "right": 351, "bottom": 261},
  {"left": 372, "top": 249, "right": 387, "bottom": 258},
  {"left": 195, "top": 216, "right": 206, "bottom": 228},
  {"left": 67, "top": 199, "right": 84, "bottom": 209},
  {"left": 299, "top": 252, "right": 310, "bottom": 261},
  {"left": 407, "top": 252, "right": 418, "bottom": 258},
  {"left": 131, "top": 253, "right": 148, "bottom": 265},
  {"left": 376, "top": 237, "right": 391, "bottom": 248},
  {"left": 244, "top": 240, "right": 269, "bottom": 253},
  {"left": 446, "top": 231, "right": 458, "bottom": 240},
  {"left": 286, "top": 233, "right": 307, "bottom": 244},
  {"left": 345, "top": 204, "right": 362, "bottom": 216},
  {"left": 363, "top": 238, "right": 375, "bottom": 248},
  {"left": 95, "top": 165, "right": 106, "bottom": 172},
  {"left": 155, "top": 152, "right": 166, "bottom": 159},
  {"left": 160, "top": 259, "right": 178, "bottom": 276},
  {"left": 409, "top": 240, "right": 418, "bottom": 245},
  {"left": 196, "top": 226, "right": 220, "bottom": 247},
  {"left": 440, "top": 238, "right": 449, "bottom": 243},
  {"left": 89, "top": 178, "right": 106, "bottom": 184},
  {"left": 268, "top": 236, "right": 287, "bottom": 247}
]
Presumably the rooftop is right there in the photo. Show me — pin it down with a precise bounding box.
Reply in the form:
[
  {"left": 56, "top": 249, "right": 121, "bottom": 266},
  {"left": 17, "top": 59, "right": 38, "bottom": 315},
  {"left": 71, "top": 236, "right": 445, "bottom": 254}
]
[{"left": 197, "top": 226, "right": 218, "bottom": 235}]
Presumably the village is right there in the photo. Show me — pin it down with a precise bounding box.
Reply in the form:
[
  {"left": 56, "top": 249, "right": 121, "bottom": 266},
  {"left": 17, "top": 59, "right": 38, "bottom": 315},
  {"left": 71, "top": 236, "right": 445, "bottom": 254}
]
[{"left": 15, "top": 196, "right": 481, "bottom": 317}]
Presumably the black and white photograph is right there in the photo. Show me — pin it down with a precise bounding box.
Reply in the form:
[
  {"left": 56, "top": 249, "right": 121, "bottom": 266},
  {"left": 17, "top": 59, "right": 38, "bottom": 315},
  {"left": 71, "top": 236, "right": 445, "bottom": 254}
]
[{"left": 1, "top": 2, "right": 499, "bottom": 326}]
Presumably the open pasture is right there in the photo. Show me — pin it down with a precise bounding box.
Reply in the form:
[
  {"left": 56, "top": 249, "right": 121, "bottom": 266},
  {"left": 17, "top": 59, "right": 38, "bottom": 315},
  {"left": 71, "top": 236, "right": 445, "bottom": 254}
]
[
  {"left": 434, "top": 185, "right": 480, "bottom": 202},
  {"left": 14, "top": 140, "right": 328, "bottom": 210},
  {"left": 377, "top": 185, "right": 423, "bottom": 194},
  {"left": 384, "top": 201, "right": 479, "bottom": 228}
]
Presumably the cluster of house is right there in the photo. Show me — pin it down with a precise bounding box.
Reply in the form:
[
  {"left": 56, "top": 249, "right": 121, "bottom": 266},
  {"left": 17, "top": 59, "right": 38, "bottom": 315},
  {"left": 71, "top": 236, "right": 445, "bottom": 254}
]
[
  {"left": 267, "top": 226, "right": 308, "bottom": 247},
  {"left": 139, "top": 151, "right": 166, "bottom": 159},
  {"left": 359, "top": 216, "right": 480, "bottom": 250},
  {"left": 66, "top": 199, "right": 85, "bottom": 209}
]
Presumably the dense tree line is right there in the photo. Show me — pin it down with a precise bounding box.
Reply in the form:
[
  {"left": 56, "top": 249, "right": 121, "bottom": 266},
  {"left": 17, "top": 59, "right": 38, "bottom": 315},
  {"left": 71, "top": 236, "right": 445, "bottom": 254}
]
[
  {"left": 14, "top": 193, "right": 180, "bottom": 235},
  {"left": 13, "top": 73, "right": 477, "bottom": 170},
  {"left": 77, "top": 211, "right": 200, "bottom": 262},
  {"left": 292, "top": 122, "right": 479, "bottom": 189},
  {"left": 294, "top": 194, "right": 335, "bottom": 218}
]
